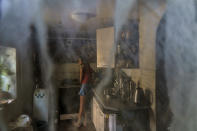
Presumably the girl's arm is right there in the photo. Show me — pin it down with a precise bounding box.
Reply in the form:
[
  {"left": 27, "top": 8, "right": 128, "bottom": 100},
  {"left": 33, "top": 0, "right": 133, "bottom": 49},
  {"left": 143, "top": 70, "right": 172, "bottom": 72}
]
[{"left": 80, "top": 65, "right": 83, "bottom": 84}]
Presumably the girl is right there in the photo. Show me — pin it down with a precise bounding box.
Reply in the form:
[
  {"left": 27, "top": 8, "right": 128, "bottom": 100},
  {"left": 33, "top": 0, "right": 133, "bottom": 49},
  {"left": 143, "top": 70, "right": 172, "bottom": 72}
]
[{"left": 75, "top": 57, "right": 93, "bottom": 127}]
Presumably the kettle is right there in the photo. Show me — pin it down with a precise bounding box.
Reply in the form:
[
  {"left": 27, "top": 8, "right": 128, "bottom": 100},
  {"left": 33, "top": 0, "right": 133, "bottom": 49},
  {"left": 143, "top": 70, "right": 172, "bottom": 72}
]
[{"left": 134, "top": 81, "right": 144, "bottom": 105}]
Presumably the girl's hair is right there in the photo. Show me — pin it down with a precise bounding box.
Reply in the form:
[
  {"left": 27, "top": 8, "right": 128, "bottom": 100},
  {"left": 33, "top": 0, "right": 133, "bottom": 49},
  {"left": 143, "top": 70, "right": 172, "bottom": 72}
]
[
  {"left": 78, "top": 57, "right": 91, "bottom": 72},
  {"left": 78, "top": 57, "right": 87, "bottom": 64}
]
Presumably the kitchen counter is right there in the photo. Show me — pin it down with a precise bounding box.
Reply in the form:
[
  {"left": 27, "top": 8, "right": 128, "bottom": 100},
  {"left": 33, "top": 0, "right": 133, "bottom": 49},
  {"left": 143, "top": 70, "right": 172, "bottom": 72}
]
[
  {"left": 92, "top": 87, "right": 150, "bottom": 131},
  {"left": 92, "top": 88, "right": 149, "bottom": 114}
]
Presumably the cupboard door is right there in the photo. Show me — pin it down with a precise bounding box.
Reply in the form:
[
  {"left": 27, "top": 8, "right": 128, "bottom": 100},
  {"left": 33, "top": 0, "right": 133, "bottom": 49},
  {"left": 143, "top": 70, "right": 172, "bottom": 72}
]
[
  {"left": 97, "top": 27, "right": 115, "bottom": 68},
  {"left": 98, "top": 108, "right": 105, "bottom": 131},
  {"left": 93, "top": 98, "right": 98, "bottom": 130},
  {"left": 93, "top": 97, "right": 105, "bottom": 131}
]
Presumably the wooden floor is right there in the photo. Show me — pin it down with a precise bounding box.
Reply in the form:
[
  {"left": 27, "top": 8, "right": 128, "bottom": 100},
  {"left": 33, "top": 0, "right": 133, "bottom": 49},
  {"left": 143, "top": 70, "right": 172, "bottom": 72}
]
[{"left": 59, "top": 120, "right": 96, "bottom": 131}]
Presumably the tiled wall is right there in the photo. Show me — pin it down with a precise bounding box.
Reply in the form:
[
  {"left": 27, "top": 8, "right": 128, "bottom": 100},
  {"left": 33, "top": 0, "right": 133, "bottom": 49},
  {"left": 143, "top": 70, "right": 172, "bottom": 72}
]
[
  {"left": 122, "top": 69, "right": 141, "bottom": 83},
  {"left": 54, "top": 63, "right": 80, "bottom": 81},
  {"left": 54, "top": 63, "right": 97, "bottom": 81}
]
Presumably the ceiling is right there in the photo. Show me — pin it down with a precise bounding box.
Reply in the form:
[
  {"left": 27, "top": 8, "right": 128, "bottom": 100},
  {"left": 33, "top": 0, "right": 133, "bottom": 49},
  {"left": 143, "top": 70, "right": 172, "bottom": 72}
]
[{"left": 43, "top": 0, "right": 138, "bottom": 33}]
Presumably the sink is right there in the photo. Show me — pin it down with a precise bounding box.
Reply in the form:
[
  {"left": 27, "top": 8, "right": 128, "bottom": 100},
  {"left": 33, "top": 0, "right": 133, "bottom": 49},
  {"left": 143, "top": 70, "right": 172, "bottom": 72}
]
[{"left": 0, "top": 91, "right": 14, "bottom": 108}]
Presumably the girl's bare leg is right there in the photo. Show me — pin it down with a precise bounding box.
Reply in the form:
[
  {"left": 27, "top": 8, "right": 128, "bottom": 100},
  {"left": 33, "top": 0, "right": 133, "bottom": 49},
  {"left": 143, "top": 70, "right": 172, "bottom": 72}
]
[
  {"left": 78, "top": 96, "right": 85, "bottom": 120},
  {"left": 75, "top": 95, "right": 86, "bottom": 127}
]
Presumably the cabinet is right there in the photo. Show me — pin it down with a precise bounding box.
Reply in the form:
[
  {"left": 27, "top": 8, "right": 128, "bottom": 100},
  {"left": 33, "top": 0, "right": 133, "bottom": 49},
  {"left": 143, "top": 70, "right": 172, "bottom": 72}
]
[
  {"left": 92, "top": 97, "right": 106, "bottom": 131},
  {"left": 92, "top": 97, "right": 118, "bottom": 131},
  {"left": 97, "top": 27, "right": 115, "bottom": 68}
]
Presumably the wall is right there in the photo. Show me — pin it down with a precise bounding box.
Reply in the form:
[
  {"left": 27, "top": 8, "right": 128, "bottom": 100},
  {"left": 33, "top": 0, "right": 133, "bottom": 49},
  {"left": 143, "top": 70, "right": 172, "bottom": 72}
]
[{"left": 127, "top": 1, "right": 166, "bottom": 131}]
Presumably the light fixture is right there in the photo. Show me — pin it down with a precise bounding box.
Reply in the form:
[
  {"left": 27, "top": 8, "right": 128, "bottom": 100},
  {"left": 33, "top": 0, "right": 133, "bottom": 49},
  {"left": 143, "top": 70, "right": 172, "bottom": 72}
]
[{"left": 71, "top": 12, "right": 96, "bottom": 23}]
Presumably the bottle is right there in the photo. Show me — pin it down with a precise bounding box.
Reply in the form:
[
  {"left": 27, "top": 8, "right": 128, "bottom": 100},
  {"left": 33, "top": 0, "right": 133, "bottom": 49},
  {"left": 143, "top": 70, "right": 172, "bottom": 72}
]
[{"left": 117, "top": 43, "right": 121, "bottom": 55}]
